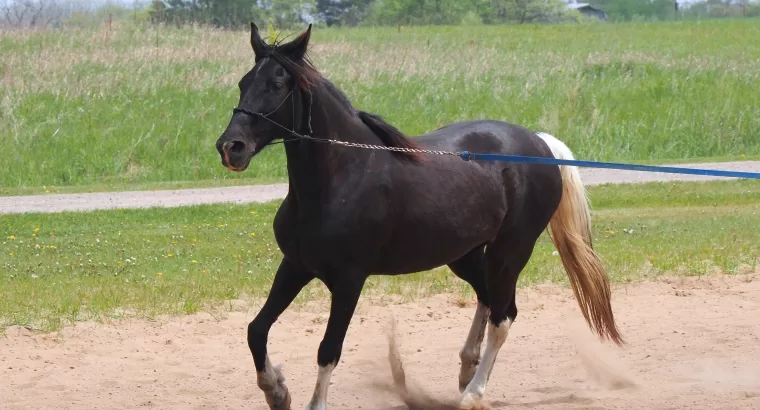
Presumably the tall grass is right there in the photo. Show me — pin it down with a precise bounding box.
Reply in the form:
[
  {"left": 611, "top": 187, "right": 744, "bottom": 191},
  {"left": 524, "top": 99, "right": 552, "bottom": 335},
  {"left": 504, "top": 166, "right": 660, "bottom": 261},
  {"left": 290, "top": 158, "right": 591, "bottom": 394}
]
[{"left": 1, "top": 20, "right": 759, "bottom": 190}]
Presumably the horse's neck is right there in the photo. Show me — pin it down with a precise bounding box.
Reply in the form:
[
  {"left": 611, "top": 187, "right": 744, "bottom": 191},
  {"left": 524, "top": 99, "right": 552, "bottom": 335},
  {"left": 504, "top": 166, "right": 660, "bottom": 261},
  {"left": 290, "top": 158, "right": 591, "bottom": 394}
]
[{"left": 283, "top": 93, "right": 377, "bottom": 206}]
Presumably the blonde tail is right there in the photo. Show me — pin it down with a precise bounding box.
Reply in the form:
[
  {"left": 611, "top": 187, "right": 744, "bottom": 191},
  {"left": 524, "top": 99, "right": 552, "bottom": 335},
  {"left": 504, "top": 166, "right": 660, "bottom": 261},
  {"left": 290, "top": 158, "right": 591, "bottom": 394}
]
[{"left": 536, "top": 132, "right": 624, "bottom": 346}]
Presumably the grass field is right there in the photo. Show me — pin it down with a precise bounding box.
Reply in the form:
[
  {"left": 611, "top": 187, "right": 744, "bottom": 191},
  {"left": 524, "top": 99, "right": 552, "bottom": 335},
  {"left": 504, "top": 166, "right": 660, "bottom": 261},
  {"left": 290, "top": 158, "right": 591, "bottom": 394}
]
[
  {"left": 1, "top": 20, "right": 759, "bottom": 194},
  {"left": 1, "top": 180, "right": 758, "bottom": 332}
]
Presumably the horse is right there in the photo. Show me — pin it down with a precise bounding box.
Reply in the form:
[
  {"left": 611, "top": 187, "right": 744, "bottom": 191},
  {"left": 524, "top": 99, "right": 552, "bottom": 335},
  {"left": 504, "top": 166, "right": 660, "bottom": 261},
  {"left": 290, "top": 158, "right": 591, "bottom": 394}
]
[{"left": 214, "top": 22, "right": 624, "bottom": 410}]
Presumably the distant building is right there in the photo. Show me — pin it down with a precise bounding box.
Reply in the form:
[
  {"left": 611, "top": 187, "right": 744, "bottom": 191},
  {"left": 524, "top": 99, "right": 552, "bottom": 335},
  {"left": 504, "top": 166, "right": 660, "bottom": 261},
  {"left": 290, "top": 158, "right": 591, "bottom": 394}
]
[{"left": 567, "top": 1, "right": 609, "bottom": 21}]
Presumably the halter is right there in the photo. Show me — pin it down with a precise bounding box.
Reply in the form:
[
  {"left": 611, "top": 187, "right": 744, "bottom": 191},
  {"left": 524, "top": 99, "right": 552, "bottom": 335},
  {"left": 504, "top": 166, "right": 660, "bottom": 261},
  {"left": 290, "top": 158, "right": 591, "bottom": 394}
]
[
  {"left": 227, "top": 67, "right": 453, "bottom": 158},
  {"left": 231, "top": 78, "right": 315, "bottom": 147}
]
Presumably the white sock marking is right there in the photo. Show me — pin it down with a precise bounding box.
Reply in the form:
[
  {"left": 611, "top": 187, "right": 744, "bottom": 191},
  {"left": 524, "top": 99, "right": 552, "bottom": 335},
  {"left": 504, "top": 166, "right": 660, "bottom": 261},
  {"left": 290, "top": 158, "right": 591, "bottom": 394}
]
[
  {"left": 304, "top": 363, "right": 336, "bottom": 410},
  {"left": 460, "top": 319, "right": 512, "bottom": 409},
  {"left": 459, "top": 303, "right": 489, "bottom": 390}
]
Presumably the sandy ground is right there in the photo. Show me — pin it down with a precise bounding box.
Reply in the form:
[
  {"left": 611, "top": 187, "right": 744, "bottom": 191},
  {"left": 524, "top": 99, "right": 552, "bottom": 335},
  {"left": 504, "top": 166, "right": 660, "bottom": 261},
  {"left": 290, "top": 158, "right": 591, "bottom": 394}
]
[
  {"left": 2, "top": 273, "right": 759, "bottom": 410},
  {"left": 1, "top": 161, "right": 758, "bottom": 214}
]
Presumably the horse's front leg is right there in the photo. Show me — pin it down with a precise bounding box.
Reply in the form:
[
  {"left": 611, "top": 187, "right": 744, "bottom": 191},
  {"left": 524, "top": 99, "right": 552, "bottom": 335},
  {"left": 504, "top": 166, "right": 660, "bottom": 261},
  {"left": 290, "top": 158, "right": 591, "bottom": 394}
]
[
  {"left": 249, "top": 258, "right": 314, "bottom": 410},
  {"left": 304, "top": 275, "right": 367, "bottom": 410}
]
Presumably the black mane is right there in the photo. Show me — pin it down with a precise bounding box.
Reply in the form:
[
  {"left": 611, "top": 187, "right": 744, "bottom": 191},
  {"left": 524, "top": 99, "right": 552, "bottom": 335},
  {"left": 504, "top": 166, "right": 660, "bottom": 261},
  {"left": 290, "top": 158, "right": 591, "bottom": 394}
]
[
  {"left": 269, "top": 46, "right": 423, "bottom": 162},
  {"left": 357, "top": 111, "right": 424, "bottom": 162}
]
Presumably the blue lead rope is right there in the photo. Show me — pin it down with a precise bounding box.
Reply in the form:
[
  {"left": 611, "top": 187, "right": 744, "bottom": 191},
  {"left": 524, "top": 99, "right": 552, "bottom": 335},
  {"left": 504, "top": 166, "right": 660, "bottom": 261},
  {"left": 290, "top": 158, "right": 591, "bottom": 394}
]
[{"left": 459, "top": 151, "right": 760, "bottom": 180}]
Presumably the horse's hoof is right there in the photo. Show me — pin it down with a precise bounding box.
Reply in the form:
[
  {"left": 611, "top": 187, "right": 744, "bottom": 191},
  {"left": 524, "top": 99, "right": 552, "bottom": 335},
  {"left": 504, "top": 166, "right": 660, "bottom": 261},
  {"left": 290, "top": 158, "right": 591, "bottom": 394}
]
[
  {"left": 458, "top": 391, "right": 483, "bottom": 410},
  {"left": 304, "top": 402, "right": 327, "bottom": 410},
  {"left": 264, "top": 389, "right": 291, "bottom": 410},
  {"left": 259, "top": 365, "right": 292, "bottom": 410}
]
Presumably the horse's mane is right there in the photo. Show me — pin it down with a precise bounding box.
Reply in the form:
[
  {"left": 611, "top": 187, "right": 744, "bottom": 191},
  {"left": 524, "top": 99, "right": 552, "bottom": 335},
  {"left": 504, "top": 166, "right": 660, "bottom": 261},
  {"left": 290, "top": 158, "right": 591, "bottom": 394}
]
[
  {"left": 356, "top": 111, "right": 424, "bottom": 163},
  {"left": 269, "top": 44, "right": 424, "bottom": 163}
]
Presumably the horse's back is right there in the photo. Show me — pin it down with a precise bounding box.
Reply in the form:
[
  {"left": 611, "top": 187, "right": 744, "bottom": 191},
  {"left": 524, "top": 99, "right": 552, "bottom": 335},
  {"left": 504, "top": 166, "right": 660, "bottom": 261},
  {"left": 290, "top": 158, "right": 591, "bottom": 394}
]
[
  {"left": 414, "top": 119, "right": 561, "bottom": 190},
  {"left": 414, "top": 119, "right": 564, "bottom": 226},
  {"left": 416, "top": 120, "right": 552, "bottom": 159}
]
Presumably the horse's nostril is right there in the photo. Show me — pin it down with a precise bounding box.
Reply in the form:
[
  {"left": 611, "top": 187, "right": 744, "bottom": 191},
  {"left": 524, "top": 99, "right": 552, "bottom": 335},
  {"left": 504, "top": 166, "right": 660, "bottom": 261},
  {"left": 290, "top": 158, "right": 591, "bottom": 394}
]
[{"left": 224, "top": 140, "right": 246, "bottom": 154}]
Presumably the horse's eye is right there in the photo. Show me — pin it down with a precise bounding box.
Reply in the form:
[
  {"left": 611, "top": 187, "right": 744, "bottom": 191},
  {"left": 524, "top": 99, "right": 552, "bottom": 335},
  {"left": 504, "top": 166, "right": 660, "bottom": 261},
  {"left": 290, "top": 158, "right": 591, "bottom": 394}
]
[{"left": 273, "top": 82, "right": 284, "bottom": 90}]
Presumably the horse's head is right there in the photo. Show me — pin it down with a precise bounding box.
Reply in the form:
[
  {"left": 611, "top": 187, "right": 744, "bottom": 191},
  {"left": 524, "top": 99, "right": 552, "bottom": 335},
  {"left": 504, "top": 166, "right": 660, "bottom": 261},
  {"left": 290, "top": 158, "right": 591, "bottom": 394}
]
[{"left": 215, "top": 22, "right": 314, "bottom": 172}]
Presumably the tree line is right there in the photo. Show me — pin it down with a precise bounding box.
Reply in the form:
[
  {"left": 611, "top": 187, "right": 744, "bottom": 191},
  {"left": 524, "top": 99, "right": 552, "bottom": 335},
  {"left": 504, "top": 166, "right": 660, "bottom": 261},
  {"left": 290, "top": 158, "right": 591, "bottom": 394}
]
[
  {"left": 2, "top": 0, "right": 759, "bottom": 30},
  {"left": 146, "top": 0, "right": 576, "bottom": 28},
  {"left": 144, "top": 0, "right": 760, "bottom": 29}
]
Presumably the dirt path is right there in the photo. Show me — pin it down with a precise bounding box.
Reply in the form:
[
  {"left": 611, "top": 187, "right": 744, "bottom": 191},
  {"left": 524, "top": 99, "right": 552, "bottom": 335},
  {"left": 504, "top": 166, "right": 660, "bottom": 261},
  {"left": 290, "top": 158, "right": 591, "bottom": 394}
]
[
  {"left": 2, "top": 273, "right": 759, "bottom": 409},
  {"left": 1, "top": 161, "right": 758, "bottom": 214}
]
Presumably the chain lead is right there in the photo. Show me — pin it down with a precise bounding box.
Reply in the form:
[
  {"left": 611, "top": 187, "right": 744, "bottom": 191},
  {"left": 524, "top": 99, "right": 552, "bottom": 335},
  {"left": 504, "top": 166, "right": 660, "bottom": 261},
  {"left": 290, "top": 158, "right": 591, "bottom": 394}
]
[{"left": 320, "top": 138, "right": 461, "bottom": 157}]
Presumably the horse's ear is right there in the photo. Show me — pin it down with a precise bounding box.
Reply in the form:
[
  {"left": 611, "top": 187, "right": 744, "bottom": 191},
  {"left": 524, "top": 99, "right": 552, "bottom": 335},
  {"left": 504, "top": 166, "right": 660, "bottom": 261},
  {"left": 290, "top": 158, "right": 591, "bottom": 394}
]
[
  {"left": 278, "top": 24, "right": 312, "bottom": 61},
  {"left": 250, "top": 22, "right": 268, "bottom": 58}
]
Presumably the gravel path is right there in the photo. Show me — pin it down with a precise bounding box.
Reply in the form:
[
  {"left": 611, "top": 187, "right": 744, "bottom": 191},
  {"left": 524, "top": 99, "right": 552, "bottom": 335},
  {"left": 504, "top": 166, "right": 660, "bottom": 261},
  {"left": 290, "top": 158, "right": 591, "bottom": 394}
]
[{"left": 1, "top": 161, "right": 758, "bottom": 215}]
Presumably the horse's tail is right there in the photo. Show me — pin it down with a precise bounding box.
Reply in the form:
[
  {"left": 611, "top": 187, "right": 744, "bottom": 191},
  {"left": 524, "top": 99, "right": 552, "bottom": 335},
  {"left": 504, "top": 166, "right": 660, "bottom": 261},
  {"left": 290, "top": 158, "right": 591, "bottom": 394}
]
[{"left": 536, "top": 132, "right": 624, "bottom": 346}]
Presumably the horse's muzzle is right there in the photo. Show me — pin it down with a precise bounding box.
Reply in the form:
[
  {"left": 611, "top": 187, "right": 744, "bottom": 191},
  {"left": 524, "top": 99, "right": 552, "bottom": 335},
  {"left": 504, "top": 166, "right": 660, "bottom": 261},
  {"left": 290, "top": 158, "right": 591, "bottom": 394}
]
[{"left": 217, "top": 138, "right": 254, "bottom": 172}]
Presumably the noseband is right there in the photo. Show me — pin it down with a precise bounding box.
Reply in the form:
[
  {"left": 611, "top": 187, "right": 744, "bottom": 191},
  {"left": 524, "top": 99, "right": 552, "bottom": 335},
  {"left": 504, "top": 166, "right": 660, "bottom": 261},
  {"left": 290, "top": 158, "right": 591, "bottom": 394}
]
[{"left": 232, "top": 87, "right": 293, "bottom": 122}]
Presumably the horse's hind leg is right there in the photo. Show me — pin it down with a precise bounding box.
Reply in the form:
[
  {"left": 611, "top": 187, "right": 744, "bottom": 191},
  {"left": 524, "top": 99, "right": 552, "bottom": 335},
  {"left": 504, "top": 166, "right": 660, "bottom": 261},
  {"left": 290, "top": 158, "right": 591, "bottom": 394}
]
[
  {"left": 458, "top": 304, "right": 489, "bottom": 392},
  {"left": 459, "top": 230, "right": 545, "bottom": 409},
  {"left": 448, "top": 246, "right": 490, "bottom": 392}
]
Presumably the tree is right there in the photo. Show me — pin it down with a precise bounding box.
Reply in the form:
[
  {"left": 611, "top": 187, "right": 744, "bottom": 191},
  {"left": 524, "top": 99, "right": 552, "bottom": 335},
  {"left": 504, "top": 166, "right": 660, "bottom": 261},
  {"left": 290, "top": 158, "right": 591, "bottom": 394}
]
[
  {"left": 680, "top": 0, "right": 758, "bottom": 19},
  {"left": 468, "top": 0, "right": 572, "bottom": 24},
  {"left": 367, "top": 0, "right": 473, "bottom": 26},
  {"left": 316, "top": 0, "right": 374, "bottom": 26},
  {"left": 148, "top": 0, "right": 314, "bottom": 29},
  {"left": 261, "top": 0, "right": 315, "bottom": 28},
  {"left": 2, "top": 0, "right": 66, "bottom": 28}
]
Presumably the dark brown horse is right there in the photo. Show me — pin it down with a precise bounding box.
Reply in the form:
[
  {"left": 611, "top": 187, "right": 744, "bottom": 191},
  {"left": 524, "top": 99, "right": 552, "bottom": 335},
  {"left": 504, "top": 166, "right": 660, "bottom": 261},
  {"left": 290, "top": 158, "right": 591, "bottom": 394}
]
[{"left": 215, "top": 23, "right": 623, "bottom": 410}]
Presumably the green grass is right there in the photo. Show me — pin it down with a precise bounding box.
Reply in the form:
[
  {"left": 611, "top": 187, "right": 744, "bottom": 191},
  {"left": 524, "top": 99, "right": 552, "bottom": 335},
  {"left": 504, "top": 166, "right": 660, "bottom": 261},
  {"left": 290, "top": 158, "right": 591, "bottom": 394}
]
[
  {"left": 1, "top": 180, "right": 758, "bottom": 332},
  {"left": 1, "top": 20, "right": 759, "bottom": 194}
]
